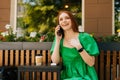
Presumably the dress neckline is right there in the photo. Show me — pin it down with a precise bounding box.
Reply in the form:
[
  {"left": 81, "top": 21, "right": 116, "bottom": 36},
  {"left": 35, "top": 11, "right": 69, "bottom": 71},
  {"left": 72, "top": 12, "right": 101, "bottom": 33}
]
[{"left": 61, "top": 33, "right": 81, "bottom": 49}]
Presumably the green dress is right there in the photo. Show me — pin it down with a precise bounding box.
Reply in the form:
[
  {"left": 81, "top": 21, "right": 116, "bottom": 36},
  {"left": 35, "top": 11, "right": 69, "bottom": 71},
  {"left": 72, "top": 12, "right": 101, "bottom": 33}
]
[{"left": 50, "top": 32, "right": 99, "bottom": 80}]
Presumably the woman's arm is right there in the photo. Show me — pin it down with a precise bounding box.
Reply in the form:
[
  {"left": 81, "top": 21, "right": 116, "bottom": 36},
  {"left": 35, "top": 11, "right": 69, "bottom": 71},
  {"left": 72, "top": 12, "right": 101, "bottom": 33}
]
[
  {"left": 69, "top": 38, "right": 95, "bottom": 66},
  {"left": 51, "top": 40, "right": 61, "bottom": 64},
  {"left": 79, "top": 50, "right": 95, "bottom": 66},
  {"left": 51, "top": 25, "right": 62, "bottom": 64}
]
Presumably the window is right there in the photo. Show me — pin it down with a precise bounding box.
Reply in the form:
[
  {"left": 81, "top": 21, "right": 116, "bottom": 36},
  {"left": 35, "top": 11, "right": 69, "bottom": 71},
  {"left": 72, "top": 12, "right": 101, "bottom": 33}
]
[
  {"left": 10, "top": 0, "right": 84, "bottom": 41},
  {"left": 16, "top": 0, "right": 83, "bottom": 31}
]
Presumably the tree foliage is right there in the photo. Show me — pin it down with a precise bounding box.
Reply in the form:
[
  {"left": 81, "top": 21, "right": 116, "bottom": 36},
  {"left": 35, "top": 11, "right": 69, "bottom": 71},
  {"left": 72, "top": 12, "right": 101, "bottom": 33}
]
[{"left": 16, "top": 0, "right": 82, "bottom": 41}]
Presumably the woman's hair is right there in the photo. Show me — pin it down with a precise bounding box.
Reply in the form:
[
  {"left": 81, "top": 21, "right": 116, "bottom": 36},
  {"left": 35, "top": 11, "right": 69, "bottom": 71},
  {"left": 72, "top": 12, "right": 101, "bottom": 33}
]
[{"left": 57, "top": 10, "right": 79, "bottom": 32}]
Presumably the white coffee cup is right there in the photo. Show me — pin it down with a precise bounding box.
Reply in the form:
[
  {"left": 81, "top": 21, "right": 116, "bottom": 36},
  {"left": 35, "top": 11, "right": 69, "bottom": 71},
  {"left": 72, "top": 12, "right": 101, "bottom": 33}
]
[{"left": 36, "top": 55, "right": 43, "bottom": 65}]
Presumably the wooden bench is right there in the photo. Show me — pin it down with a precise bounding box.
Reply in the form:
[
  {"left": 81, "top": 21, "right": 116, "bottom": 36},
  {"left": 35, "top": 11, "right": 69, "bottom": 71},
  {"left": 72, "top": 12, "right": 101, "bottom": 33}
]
[
  {"left": 97, "top": 42, "right": 120, "bottom": 80},
  {"left": 0, "top": 42, "right": 58, "bottom": 80},
  {"left": 0, "top": 42, "right": 120, "bottom": 80}
]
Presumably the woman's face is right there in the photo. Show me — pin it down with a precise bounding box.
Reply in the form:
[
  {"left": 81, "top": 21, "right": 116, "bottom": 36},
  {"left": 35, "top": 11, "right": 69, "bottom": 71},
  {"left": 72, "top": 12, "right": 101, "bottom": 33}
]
[{"left": 59, "top": 12, "right": 72, "bottom": 31}]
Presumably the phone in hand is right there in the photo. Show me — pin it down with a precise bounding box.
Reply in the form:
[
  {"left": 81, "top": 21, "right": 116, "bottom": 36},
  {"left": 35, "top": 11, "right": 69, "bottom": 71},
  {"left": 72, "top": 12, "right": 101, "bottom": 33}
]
[{"left": 57, "top": 25, "right": 63, "bottom": 36}]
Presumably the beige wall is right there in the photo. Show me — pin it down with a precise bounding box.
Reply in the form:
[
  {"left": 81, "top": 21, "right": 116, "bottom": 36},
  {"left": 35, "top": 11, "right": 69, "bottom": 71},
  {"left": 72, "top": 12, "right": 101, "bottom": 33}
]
[
  {"left": 84, "top": 0, "right": 112, "bottom": 37},
  {"left": 0, "top": 0, "right": 11, "bottom": 31}
]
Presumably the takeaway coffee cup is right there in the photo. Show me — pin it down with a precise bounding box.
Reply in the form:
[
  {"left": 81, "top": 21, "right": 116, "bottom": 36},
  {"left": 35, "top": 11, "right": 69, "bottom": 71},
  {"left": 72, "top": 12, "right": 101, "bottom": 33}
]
[{"left": 35, "top": 54, "right": 43, "bottom": 65}]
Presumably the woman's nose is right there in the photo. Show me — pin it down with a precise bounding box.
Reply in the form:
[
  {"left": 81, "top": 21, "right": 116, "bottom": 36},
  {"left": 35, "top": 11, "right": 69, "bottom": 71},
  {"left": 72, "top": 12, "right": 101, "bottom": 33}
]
[{"left": 62, "top": 19, "right": 67, "bottom": 22}]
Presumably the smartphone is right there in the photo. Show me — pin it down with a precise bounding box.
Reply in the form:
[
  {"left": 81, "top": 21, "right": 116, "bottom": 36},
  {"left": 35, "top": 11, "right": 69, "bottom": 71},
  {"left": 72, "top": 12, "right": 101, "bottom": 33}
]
[{"left": 57, "top": 25, "right": 63, "bottom": 36}]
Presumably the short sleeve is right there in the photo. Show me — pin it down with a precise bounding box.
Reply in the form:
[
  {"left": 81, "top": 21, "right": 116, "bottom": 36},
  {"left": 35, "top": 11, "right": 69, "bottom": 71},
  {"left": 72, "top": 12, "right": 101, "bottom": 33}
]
[{"left": 79, "top": 33, "right": 99, "bottom": 56}]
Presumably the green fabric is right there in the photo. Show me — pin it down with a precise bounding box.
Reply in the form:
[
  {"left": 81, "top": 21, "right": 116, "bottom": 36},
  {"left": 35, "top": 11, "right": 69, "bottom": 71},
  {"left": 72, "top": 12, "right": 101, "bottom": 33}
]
[{"left": 50, "top": 32, "right": 99, "bottom": 80}]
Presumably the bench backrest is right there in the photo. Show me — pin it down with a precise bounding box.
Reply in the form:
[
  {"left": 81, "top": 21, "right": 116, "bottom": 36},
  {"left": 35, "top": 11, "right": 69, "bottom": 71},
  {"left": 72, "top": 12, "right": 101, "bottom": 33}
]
[{"left": 0, "top": 42, "right": 52, "bottom": 66}]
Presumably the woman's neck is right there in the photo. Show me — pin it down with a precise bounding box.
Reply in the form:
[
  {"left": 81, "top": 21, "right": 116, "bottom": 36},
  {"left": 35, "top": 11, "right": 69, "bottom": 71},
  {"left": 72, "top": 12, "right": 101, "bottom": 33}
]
[{"left": 64, "top": 30, "right": 78, "bottom": 40}]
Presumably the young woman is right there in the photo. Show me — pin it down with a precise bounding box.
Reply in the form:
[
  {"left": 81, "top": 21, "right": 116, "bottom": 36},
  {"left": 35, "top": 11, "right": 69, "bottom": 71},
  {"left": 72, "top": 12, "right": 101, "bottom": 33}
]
[{"left": 50, "top": 10, "right": 99, "bottom": 80}]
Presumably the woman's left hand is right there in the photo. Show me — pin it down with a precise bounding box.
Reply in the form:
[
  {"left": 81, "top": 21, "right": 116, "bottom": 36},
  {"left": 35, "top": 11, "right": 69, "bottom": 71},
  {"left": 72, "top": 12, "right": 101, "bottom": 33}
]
[{"left": 69, "top": 38, "right": 82, "bottom": 50}]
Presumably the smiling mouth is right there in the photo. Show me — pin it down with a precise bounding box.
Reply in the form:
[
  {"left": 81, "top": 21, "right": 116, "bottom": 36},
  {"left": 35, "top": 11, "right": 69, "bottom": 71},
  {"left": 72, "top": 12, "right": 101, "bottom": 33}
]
[{"left": 62, "top": 23, "right": 69, "bottom": 26}]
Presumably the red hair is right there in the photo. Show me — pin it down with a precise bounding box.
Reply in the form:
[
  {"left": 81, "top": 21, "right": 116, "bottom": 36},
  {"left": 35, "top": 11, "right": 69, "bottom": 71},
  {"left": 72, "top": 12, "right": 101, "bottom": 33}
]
[{"left": 57, "top": 10, "right": 79, "bottom": 32}]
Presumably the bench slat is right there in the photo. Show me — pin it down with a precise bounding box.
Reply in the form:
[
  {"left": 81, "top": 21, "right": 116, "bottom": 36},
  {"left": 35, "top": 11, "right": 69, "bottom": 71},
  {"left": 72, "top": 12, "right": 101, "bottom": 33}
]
[
  {"left": 95, "top": 56, "right": 98, "bottom": 75},
  {"left": 31, "top": 50, "right": 35, "bottom": 65},
  {"left": 15, "top": 50, "right": 19, "bottom": 66},
  {"left": 42, "top": 50, "right": 47, "bottom": 80},
  {"left": 26, "top": 50, "right": 30, "bottom": 65},
  {"left": 48, "top": 50, "right": 52, "bottom": 80},
  {"left": 5, "top": 50, "right": 8, "bottom": 66},
  {"left": 0, "top": 50, "right": 3, "bottom": 66},
  {"left": 53, "top": 72, "right": 57, "bottom": 80},
  {"left": 100, "top": 50, "right": 104, "bottom": 80},
  {"left": 20, "top": 50, "right": 24, "bottom": 65},
  {"left": 10, "top": 50, "right": 14, "bottom": 66},
  {"left": 106, "top": 51, "right": 110, "bottom": 80},
  {"left": 112, "top": 51, "right": 117, "bottom": 80}
]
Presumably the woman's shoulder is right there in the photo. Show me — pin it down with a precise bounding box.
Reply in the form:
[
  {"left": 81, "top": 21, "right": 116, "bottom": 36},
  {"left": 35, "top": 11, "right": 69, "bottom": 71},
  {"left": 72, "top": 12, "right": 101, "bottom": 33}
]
[
  {"left": 78, "top": 32, "right": 95, "bottom": 43},
  {"left": 79, "top": 32, "right": 92, "bottom": 38}
]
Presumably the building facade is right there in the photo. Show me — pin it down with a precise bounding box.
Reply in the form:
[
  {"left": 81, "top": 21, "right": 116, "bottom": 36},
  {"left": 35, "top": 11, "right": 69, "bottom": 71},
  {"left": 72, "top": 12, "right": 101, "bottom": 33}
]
[{"left": 0, "top": 0, "right": 113, "bottom": 37}]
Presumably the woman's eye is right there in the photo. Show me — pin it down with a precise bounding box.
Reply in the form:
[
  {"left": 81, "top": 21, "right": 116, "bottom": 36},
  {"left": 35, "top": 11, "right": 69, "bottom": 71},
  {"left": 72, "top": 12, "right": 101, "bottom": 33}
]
[
  {"left": 59, "top": 18, "right": 63, "bottom": 21},
  {"left": 65, "top": 16, "right": 70, "bottom": 19}
]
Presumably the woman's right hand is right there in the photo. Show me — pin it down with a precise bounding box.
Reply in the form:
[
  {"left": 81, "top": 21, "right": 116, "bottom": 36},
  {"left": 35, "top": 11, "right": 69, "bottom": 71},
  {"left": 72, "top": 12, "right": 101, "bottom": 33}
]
[{"left": 55, "top": 25, "right": 62, "bottom": 41}]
